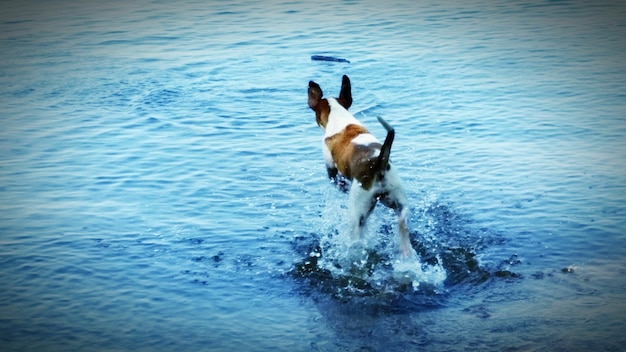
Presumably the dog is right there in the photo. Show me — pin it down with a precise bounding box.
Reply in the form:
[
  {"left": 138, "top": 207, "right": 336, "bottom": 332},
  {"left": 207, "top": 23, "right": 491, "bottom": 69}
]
[{"left": 307, "top": 75, "right": 413, "bottom": 257}]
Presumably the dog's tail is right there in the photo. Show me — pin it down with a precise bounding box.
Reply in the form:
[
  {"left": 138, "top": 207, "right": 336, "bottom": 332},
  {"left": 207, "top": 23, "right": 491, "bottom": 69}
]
[{"left": 375, "top": 116, "right": 395, "bottom": 176}]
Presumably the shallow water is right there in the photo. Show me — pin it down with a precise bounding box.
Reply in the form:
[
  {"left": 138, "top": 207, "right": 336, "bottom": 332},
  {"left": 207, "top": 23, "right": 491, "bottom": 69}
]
[{"left": 1, "top": 0, "right": 625, "bottom": 351}]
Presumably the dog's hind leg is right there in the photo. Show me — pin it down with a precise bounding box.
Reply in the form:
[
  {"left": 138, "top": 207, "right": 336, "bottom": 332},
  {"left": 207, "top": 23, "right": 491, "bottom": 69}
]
[
  {"left": 378, "top": 175, "right": 413, "bottom": 256},
  {"left": 348, "top": 183, "right": 376, "bottom": 240},
  {"left": 396, "top": 205, "right": 413, "bottom": 257},
  {"left": 381, "top": 196, "right": 412, "bottom": 256}
]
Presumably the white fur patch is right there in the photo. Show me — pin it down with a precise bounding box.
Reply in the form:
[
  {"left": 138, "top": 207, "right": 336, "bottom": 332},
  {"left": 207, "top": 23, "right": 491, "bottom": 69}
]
[
  {"left": 352, "top": 133, "right": 380, "bottom": 146},
  {"left": 323, "top": 98, "right": 362, "bottom": 138},
  {"left": 322, "top": 141, "right": 334, "bottom": 167}
]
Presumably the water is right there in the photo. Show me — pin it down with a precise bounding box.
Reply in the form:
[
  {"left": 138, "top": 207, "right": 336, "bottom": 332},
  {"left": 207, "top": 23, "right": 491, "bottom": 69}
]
[{"left": 1, "top": 0, "right": 625, "bottom": 350}]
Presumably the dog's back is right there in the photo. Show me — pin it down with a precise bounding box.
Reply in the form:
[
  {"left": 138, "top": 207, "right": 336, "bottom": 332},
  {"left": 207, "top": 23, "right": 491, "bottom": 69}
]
[{"left": 323, "top": 99, "right": 395, "bottom": 190}]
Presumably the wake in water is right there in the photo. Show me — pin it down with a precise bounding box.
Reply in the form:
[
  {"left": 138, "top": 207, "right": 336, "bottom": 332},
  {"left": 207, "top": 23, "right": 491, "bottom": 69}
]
[
  {"left": 290, "top": 229, "right": 446, "bottom": 302},
  {"left": 289, "top": 192, "right": 518, "bottom": 304}
]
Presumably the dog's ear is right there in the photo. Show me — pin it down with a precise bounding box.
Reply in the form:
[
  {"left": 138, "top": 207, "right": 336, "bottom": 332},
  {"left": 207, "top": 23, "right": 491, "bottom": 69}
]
[
  {"left": 308, "top": 81, "right": 323, "bottom": 110},
  {"left": 337, "top": 75, "right": 352, "bottom": 109}
]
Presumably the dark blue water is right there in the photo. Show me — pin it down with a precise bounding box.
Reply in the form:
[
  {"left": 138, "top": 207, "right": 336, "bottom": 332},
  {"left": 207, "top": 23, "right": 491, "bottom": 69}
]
[{"left": 1, "top": 0, "right": 625, "bottom": 351}]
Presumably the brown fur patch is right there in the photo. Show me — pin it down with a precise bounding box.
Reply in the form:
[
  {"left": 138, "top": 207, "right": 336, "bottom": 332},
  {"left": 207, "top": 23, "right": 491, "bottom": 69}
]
[
  {"left": 315, "top": 99, "right": 330, "bottom": 128},
  {"left": 325, "top": 124, "right": 381, "bottom": 190}
]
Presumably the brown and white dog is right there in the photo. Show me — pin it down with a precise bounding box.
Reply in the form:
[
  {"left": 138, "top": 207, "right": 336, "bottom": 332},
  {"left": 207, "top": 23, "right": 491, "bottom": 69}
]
[{"left": 308, "top": 75, "right": 413, "bottom": 257}]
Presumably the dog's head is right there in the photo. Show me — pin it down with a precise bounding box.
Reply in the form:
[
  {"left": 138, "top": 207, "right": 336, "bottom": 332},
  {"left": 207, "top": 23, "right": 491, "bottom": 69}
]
[{"left": 308, "top": 75, "right": 352, "bottom": 130}]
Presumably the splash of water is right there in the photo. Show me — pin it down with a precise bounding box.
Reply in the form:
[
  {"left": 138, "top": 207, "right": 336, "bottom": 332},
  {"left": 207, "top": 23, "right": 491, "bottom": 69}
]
[
  {"left": 296, "top": 190, "right": 448, "bottom": 297},
  {"left": 290, "top": 189, "right": 519, "bottom": 302}
]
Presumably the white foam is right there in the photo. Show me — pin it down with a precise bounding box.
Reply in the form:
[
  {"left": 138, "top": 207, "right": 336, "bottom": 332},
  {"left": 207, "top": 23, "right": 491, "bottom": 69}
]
[{"left": 392, "top": 255, "right": 447, "bottom": 289}]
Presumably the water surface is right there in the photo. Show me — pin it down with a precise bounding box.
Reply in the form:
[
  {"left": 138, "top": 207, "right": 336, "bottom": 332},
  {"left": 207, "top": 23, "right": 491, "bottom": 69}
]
[{"left": 1, "top": 0, "right": 625, "bottom": 351}]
